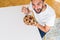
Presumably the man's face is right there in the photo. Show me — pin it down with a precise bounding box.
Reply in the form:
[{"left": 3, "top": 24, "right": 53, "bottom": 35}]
[{"left": 32, "top": 0, "right": 44, "bottom": 14}]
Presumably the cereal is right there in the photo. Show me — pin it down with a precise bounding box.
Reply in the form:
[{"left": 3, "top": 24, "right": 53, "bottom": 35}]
[{"left": 23, "top": 15, "right": 37, "bottom": 25}]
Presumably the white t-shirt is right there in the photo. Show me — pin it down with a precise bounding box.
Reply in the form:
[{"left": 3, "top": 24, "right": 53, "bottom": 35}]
[{"left": 28, "top": 3, "right": 56, "bottom": 27}]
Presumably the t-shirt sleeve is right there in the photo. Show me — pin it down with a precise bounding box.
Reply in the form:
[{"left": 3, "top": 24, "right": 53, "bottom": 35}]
[{"left": 45, "top": 13, "right": 56, "bottom": 27}]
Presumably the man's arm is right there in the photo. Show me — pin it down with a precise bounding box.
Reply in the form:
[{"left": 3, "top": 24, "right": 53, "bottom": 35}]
[{"left": 35, "top": 23, "right": 50, "bottom": 33}]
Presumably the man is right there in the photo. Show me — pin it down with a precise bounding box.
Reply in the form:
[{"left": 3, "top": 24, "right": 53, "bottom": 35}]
[{"left": 22, "top": 0, "right": 56, "bottom": 38}]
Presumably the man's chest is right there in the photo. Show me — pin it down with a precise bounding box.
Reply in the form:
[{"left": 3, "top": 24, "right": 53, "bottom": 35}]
[{"left": 34, "top": 13, "right": 49, "bottom": 26}]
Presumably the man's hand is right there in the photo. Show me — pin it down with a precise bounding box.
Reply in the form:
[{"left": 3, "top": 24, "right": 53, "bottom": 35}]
[
  {"left": 34, "top": 23, "right": 50, "bottom": 33},
  {"left": 32, "top": 21, "right": 38, "bottom": 26},
  {"left": 22, "top": 7, "right": 30, "bottom": 14}
]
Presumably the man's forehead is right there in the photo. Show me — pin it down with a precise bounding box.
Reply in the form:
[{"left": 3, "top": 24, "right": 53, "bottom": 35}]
[{"left": 32, "top": 0, "right": 42, "bottom": 4}]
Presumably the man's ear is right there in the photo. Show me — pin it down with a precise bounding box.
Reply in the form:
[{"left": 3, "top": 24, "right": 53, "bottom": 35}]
[{"left": 42, "top": 0, "right": 45, "bottom": 2}]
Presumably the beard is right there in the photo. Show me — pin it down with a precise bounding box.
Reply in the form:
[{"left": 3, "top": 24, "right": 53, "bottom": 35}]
[{"left": 33, "top": 8, "right": 42, "bottom": 14}]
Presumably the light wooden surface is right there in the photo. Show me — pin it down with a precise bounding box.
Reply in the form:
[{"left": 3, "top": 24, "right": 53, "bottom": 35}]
[{"left": 0, "top": 0, "right": 30, "bottom": 7}]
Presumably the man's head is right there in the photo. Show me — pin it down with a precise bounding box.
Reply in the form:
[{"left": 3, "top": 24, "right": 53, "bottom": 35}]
[{"left": 31, "top": 0, "right": 45, "bottom": 14}]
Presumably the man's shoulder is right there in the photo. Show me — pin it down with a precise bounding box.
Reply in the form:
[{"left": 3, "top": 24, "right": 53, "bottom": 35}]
[
  {"left": 46, "top": 4, "right": 56, "bottom": 15},
  {"left": 46, "top": 4, "right": 55, "bottom": 13}
]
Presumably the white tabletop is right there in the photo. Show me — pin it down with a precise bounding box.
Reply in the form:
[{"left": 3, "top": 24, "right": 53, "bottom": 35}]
[{"left": 0, "top": 6, "right": 42, "bottom": 40}]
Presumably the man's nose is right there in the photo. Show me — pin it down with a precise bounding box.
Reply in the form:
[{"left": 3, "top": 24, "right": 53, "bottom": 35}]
[{"left": 35, "top": 6, "right": 38, "bottom": 10}]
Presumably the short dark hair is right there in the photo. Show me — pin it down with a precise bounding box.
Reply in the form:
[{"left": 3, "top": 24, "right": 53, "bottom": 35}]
[{"left": 31, "top": 0, "right": 45, "bottom": 2}]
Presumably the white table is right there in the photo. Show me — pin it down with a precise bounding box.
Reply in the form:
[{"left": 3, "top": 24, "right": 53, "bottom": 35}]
[{"left": 0, "top": 6, "right": 42, "bottom": 40}]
